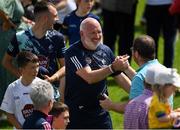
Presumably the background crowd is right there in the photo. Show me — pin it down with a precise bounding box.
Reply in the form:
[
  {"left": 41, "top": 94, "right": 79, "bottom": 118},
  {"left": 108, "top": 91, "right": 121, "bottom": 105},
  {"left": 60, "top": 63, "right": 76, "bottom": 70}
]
[{"left": 1, "top": 0, "right": 180, "bottom": 129}]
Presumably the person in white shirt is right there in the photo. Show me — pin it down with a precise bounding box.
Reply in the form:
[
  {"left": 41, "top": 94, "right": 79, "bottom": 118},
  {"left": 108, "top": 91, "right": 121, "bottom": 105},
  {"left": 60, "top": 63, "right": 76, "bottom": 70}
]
[{"left": 0, "top": 51, "right": 41, "bottom": 129}]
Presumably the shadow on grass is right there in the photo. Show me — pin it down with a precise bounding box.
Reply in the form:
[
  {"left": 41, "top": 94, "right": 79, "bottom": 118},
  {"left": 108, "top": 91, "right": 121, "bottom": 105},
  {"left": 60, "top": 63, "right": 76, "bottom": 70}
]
[{"left": 107, "top": 78, "right": 117, "bottom": 87}]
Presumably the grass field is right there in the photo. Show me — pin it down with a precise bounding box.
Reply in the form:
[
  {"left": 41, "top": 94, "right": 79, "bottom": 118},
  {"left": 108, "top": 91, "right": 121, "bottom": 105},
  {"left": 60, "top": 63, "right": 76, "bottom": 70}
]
[{"left": 1, "top": 0, "right": 180, "bottom": 129}]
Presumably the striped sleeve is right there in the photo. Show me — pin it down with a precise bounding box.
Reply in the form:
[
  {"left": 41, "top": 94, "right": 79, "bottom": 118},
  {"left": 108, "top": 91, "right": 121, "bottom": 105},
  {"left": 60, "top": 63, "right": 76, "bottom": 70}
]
[
  {"left": 42, "top": 122, "right": 51, "bottom": 130},
  {"left": 70, "top": 56, "right": 83, "bottom": 70}
]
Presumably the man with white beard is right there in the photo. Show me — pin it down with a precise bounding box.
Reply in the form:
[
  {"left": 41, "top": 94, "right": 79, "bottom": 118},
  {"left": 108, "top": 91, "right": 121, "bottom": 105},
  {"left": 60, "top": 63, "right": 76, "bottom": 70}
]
[{"left": 64, "top": 17, "right": 131, "bottom": 129}]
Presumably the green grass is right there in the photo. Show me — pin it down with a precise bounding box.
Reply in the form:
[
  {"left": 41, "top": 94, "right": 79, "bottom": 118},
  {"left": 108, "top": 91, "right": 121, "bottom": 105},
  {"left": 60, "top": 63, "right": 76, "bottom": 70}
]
[{"left": 1, "top": 0, "right": 180, "bottom": 129}]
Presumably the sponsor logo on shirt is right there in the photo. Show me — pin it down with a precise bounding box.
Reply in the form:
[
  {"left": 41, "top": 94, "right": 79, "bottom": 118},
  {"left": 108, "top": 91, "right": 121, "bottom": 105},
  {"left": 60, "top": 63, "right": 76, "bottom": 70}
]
[
  {"left": 38, "top": 55, "right": 49, "bottom": 68},
  {"left": 85, "top": 57, "right": 92, "bottom": 64},
  {"left": 21, "top": 104, "right": 34, "bottom": 119},
  {"left": 14, "top": 96, "right": 20, "bottom": 100}
]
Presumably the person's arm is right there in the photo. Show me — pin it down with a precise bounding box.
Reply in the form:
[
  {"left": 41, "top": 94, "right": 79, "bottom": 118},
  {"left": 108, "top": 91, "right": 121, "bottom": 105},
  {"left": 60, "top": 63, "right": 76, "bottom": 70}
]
[
  {"left": 0, "top": 10, "right": 17, "bottom": 31},
  {"left": 76, "top": 55, "right": 129, "bottom": 84},
  {"left": 1, "top": 85, "right": 21, "bottom": 129},
  {"left": 158, "top": 111, "right": 180, "bottom": 122},
  {"left": 21, "top": 16, "right": 35, "bottom": 26},
  {"left": 77, "top": 65, "right": 114, "bottom": 84},
  {"left": 6, "top": 113, "right": 22, "bottom": 129},
  {"left": 115, "top": 55, "right": 136, "bottom": 80},
  {"left": 114, "top": 73, "right": 131, "bottom": 93},
  {"left": 2, "top": 53, "right": 20, "bottom": 77},
  {"left": 44, "top": 58, "right": 65, "bottom": 83},
  {"left": 123, "top": 66, "right": 136, "bottom": 80},
  {"left": 99, "top": 95, "right": 128, "bottom": 113},
  {"left": 58, "top": 58, "right": 65, "bottom": 103},
  {"left": 55, "top": 0, "right": 68, "bottom": 10}
]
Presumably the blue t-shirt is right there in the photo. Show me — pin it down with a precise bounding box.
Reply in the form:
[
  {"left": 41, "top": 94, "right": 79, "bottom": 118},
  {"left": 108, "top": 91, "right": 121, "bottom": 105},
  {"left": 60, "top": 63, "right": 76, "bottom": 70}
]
[
  {"left": 129, "top": 59, "right": 174, "bottom": 108},
  {"left": 129, "top": 59, "right": 161, "bottom": 99},
  {"left": 7, "top": 28, "right": 66, "bottom": 77},
  {"left": 62, "top": 11, "right": 100, "bottom": 45},
  {"left": 64, "top": 41, "right": 114, "bottom": 128}
]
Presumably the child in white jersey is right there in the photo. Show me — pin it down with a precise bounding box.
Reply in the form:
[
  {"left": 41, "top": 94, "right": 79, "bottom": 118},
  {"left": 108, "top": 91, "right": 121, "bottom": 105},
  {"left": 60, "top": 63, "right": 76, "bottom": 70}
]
[{"left": 0, "top": 51, "right": 41, "bottom": 129}]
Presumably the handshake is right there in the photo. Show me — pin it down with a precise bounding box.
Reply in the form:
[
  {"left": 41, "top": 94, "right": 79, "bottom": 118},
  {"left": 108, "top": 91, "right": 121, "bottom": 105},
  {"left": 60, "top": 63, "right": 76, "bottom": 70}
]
[{"left": 110, "top": 54, "right": 130, "bottom": 73}]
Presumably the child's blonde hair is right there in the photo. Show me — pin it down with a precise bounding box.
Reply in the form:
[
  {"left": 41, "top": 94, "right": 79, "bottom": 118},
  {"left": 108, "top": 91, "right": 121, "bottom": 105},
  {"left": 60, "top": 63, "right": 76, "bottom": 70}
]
[{"left": 153, "top": 84, "right": 173, "bottom": 103}]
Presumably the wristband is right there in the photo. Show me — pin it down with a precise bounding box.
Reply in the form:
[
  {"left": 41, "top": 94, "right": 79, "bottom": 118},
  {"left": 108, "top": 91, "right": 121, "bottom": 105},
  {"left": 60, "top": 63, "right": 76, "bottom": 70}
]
[{"left": 108, "top": 64, "right": 114, "bottom": 73}]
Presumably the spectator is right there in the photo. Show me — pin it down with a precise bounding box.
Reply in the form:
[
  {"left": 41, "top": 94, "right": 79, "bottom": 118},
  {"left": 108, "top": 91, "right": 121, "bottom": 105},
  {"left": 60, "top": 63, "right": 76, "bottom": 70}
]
[
  {"left": 169, "top": 0, "right": 180, "bottom": 31},
  {"left": 148, "top": 67, "right": 180, "bottom": 129},
  {"left": 100, "top": 35, "right": 167, "bottom": 113},
  {"left": 21, "top": 0, "right": 37, "bottom": 22},
  {"left": 45, "top": 0, "right": 76, "bottom": 31},
  {"left": 56, "top": 0, "right": 76, "bottom": 24},
  {"left": 169, "top": 0, "right": 180, "bottom": 15},
  {"left": 0, "top": 51, "right": 41, "bottom": 129},
  {"left": 61, "top": 0, "right": 100, "bottom": 46},
  {"left": 23, "top": 80, "right": 54, "bottom": 129},
  {"left": 145, "top": 0, "right": 177, "bottom": 67},
  {"left": 0, "top": 0, "right": 25, "bottom": 111},
  {"left": 64, "top": 17, "right": 131, "bottom": 129},
  {"left": 49, "top": 102, "right": 70, "bottom": 130},
  {"left": 124, "top": 65, "right": 160, "bottom": 129},
  {"left": 100, "top": 0, "right": 138, "bottom": 61},
  {"left": 2, "top": 1, "right": 66, "bottom": 101}
]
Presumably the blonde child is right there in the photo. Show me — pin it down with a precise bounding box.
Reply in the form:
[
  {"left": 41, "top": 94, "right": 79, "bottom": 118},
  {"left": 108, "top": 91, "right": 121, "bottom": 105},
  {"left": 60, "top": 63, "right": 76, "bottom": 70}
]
[{"left": 148, "top": 67, "right": 180, "bottom": 129}]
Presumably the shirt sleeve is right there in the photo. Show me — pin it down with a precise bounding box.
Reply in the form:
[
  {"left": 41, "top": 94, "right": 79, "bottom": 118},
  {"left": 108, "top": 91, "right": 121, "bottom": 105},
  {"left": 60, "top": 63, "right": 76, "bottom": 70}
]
[
  {"left": 0, "top": 85, "right": 15, "bottom": 114},
  {"left": 55, "top": 33, "right": 66, "bottom": 58},
  {"left": 40, "top": 122, "right": 52, "bottom": 130},
  {"left": 65, "top": 48, "right": 88, "bottom": 72},
  {"left": 129, "top": 76, "right": 144, "bottom": 99}
]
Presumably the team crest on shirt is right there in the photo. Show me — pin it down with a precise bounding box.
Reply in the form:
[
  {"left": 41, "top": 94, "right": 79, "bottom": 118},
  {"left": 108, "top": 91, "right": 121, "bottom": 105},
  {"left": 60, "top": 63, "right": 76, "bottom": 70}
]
[
  {"left": 48, "top": 45, "right": 54, "bottom": 53},
  {"left": 101, "top": 59, "right": 106, "bottom": 65},
  {"left": 85, "top": 57, "right": 92, "bottom": 64}
]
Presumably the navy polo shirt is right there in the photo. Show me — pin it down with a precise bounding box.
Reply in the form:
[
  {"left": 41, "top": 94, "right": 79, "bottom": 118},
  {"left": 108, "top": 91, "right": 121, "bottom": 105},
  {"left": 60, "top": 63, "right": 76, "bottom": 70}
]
[
  {"left": 64, "top": 41, "right": 114, "bottom": 128},
  {"left": 62, "top": 11, "right": 100, "bottom": 45},
  {"left": 7, "top": 28, "right": 66, "bottom": 77},
  {"left": 23, "top": 110, "right": 52, "bottom": 129}
]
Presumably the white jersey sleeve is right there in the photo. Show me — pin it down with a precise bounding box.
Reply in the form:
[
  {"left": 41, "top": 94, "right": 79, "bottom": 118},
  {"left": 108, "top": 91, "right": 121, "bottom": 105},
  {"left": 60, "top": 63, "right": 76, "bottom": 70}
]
[{"left": 0, "top": 83, "right": 15, "bottom": 114}]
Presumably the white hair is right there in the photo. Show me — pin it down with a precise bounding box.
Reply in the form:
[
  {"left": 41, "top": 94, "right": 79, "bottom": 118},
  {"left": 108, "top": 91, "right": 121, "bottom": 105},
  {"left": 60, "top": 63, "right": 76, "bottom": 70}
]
[{"left": 30, "top": 79, "right": 54, "bottom": 110}]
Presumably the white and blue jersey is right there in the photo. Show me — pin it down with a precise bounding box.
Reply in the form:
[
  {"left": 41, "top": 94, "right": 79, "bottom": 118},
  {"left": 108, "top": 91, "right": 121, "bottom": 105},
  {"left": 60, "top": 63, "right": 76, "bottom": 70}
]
[
  {"left": 64, "top": 41, "right": 117, "bottom": 129},
  {"left": 7, "top": 28, "right": 66, "bottom": 77},
  {"left": 62, "top": 11, "right": 100, "bottom": 45}
]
